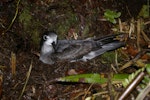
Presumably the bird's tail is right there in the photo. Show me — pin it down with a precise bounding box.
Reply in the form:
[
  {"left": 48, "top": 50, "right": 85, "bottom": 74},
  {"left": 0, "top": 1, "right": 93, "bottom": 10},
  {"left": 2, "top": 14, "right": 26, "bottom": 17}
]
[
  {"left": 71, "top": 33, "right": 126, "bottom": 62},
  {"left": 95, "top": 33, "right": 125, "bottom": 47}
]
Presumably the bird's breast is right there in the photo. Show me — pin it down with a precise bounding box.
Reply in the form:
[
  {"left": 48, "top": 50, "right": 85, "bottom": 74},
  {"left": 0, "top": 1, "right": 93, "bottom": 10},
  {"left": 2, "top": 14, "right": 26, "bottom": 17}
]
[{"left": 41, "top": 44, "right": 54, "bottom": 54}]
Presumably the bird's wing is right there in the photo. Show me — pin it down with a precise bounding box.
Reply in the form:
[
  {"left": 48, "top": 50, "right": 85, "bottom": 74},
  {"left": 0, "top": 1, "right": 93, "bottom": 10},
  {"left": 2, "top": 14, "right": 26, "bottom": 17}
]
[
  {"left": 71, "top": 33, "right": 125, "bottom": 62},
  {"left": 53, "top": 40, "right": 98, "bottom": 60},
  {"left": 53, "top": 33, "right": 125, "bottom": 62},
  {"left": 55, "top": 33, "right": 124, "bottom": 52}
]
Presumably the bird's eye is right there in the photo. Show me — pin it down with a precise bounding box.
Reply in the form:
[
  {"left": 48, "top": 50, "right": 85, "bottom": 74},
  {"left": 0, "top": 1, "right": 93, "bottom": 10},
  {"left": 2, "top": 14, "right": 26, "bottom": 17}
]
[{"left": 43, "top": 35, "right": 48, "bottom": 40}]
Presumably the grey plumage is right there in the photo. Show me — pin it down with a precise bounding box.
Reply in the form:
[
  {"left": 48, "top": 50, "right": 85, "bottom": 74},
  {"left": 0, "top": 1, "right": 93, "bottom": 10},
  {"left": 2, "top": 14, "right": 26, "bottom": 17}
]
[{"left": 40, "top": 31, "right": 125, "bottom": 64}]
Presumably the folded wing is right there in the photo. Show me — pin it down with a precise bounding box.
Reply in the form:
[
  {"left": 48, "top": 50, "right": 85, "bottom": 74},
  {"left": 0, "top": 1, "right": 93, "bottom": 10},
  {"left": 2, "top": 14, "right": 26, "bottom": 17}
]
[{"left": 53, "top": 34, "right": 125, "bottom": 62}]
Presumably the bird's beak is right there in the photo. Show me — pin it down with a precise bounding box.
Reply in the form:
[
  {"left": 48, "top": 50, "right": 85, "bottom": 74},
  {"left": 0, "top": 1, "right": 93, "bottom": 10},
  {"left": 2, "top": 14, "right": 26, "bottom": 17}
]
[
  {"left": 52, "top": 41, "right": 56, "bottom": 47},
  {"left": 52, "top": 40, "right": 57, "bottom": 51}
]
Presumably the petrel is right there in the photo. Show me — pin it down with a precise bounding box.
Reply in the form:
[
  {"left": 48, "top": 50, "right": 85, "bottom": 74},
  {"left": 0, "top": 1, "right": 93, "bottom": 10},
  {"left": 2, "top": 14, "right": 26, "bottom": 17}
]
[{"left": 39, "top": 31, "right": 125, "bottom": 64}]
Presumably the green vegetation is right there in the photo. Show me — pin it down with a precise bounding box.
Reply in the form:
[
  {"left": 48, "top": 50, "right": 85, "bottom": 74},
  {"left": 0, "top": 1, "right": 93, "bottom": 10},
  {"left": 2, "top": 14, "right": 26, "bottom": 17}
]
[
  {"left": 19, "top": 7, "right": 40, "bottom": 47},
  {"left": 19, "top": 8, "right": 32, "bottom": 30},
  {"left": 139, "top": 5, "right": 149, "bottom": 18},
  {"left": 104, "top": 9, "right": 121, "bottom": 24},
  {"left": 123, "top": 64, "right": 150, "bottom": 87},
  {"left": 57, "top": 73, "right": 128, "bottom": 84}
]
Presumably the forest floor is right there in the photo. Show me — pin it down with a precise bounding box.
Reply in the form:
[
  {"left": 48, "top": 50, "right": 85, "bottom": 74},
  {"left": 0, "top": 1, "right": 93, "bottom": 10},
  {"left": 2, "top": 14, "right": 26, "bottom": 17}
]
[{"left": 0, "top": 0, "right": 150, "bottom": 100}]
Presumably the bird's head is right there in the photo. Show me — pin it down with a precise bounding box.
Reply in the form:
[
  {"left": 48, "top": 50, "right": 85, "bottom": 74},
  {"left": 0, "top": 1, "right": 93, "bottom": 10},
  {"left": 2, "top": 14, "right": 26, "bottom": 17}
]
[
  {"left": 40, "top": 31, "right": 58, "bottom": 64},
  {"left": 40, "top": 31, "right": 58, "bottom": 55},
  {"left": 41, "top": 31, "right": 57, "bottom": 47}
]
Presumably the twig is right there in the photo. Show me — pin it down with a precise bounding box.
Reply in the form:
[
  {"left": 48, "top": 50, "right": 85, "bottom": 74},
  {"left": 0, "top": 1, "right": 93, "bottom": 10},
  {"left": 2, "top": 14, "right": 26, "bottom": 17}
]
[
  {"left": 118, "top": 72, "right": 145, "bottom": 100},
  {"left": 129, "top": 18, "right": 135, "bottom": 37},
  {"left": 3, "top": 0, "right": 21, "bottom": 33},
  {"left": 119, "top": 50, "right": 147, "bottom": 71},
  {"left": 82, "top": 83, "right": 94, "bottom": 99},
  {"left": 119, "top": 18, "right": 123, "bottom": 32},
  {"left": 111, "top": 64, "right": 118, "bottom": 74},
  {"left": 11, "top": 52, "right": 16, "bottom": 77},
  {"left": 136, "top": 82, "right": 150, "bottom": 100},
  {"left": 144, "top": 21, "right": 150, "bottom": 25},
  {"left": 126, "top": 5, "right": 132, "bottom": 18},
  {"left": 141, "top": 31, "right": 150, "bottom": 42},
  {"left": 141, "top": 31, "right": 150, "bottom": 48},
  {"left": 137, "top": 19, "right": 141, "bottom": 51},
  {"left": 18, "top": 61, "right": 33, "bottom": 100}
]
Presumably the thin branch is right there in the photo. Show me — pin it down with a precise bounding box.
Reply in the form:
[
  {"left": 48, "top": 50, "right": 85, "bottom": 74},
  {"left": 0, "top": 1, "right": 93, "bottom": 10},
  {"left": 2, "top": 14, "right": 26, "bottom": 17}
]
[
  {"left": 3, "top": 0, "right": 21, "bottom": 33},
  {"left": 18, "top": 61, "right": 33, "bottom": 100}
]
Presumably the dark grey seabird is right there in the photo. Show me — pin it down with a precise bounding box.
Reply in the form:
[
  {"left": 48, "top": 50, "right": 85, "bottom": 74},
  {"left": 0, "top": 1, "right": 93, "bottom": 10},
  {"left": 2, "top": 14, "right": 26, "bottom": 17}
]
[{"left": 40, "top": 31, "right": 125, "bottom": 64}]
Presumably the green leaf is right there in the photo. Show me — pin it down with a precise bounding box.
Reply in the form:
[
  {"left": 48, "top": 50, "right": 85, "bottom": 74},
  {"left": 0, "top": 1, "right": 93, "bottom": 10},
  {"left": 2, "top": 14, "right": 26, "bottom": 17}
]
[
  {"left": 57, "top": 73, "right": 107, "bottom": 84},
  {"left": 122, "top": 67, "right": 145, "bottom": 87},
  {"left": 139, "top": 5, "right": 149, "bottom": 18},
  {"left": 56, "top": 73, "right": 128, "bottom": 84},
  {"left": 146, "top": 64, "right": 150, "bottom": 74},
  {"left": 142, "top": 76, "right": 150, "bottom": 84},
  {"left": 112, "top": 74, "right": 129, "bottom": 81},
  {"left": 104, "top": 9, "right": 121, "bottom": 24}
]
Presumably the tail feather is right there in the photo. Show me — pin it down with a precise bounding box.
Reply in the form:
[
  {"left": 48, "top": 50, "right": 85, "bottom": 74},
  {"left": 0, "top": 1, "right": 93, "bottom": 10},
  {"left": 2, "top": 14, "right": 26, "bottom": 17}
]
[
  {"left": 95, "top": 33, "right": 124, "bottom": 45},
  {"left": 75, "top": 34, "right": 125, "bottom": 62}
]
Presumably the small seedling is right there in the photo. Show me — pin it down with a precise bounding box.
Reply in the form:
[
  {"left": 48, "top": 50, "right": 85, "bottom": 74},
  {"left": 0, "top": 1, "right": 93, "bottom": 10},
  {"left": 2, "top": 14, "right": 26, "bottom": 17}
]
[{"left": 104, "top": 9, "right": 121, "bottom": 24}]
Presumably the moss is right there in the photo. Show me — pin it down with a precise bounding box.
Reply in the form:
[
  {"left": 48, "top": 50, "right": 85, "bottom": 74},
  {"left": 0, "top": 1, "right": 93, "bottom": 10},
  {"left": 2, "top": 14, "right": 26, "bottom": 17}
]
[
  {"left": 31, "top": 29, "right": 40, "bottom": 47},
  {"left": 19, "top": 7, "right": 41, "bottom": 48},
  {"left": 19, "top": 7, "right": 32, "bottom": 31},
  {"left": 101, "top": 52, "right": 116, "bottom": 63}
]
